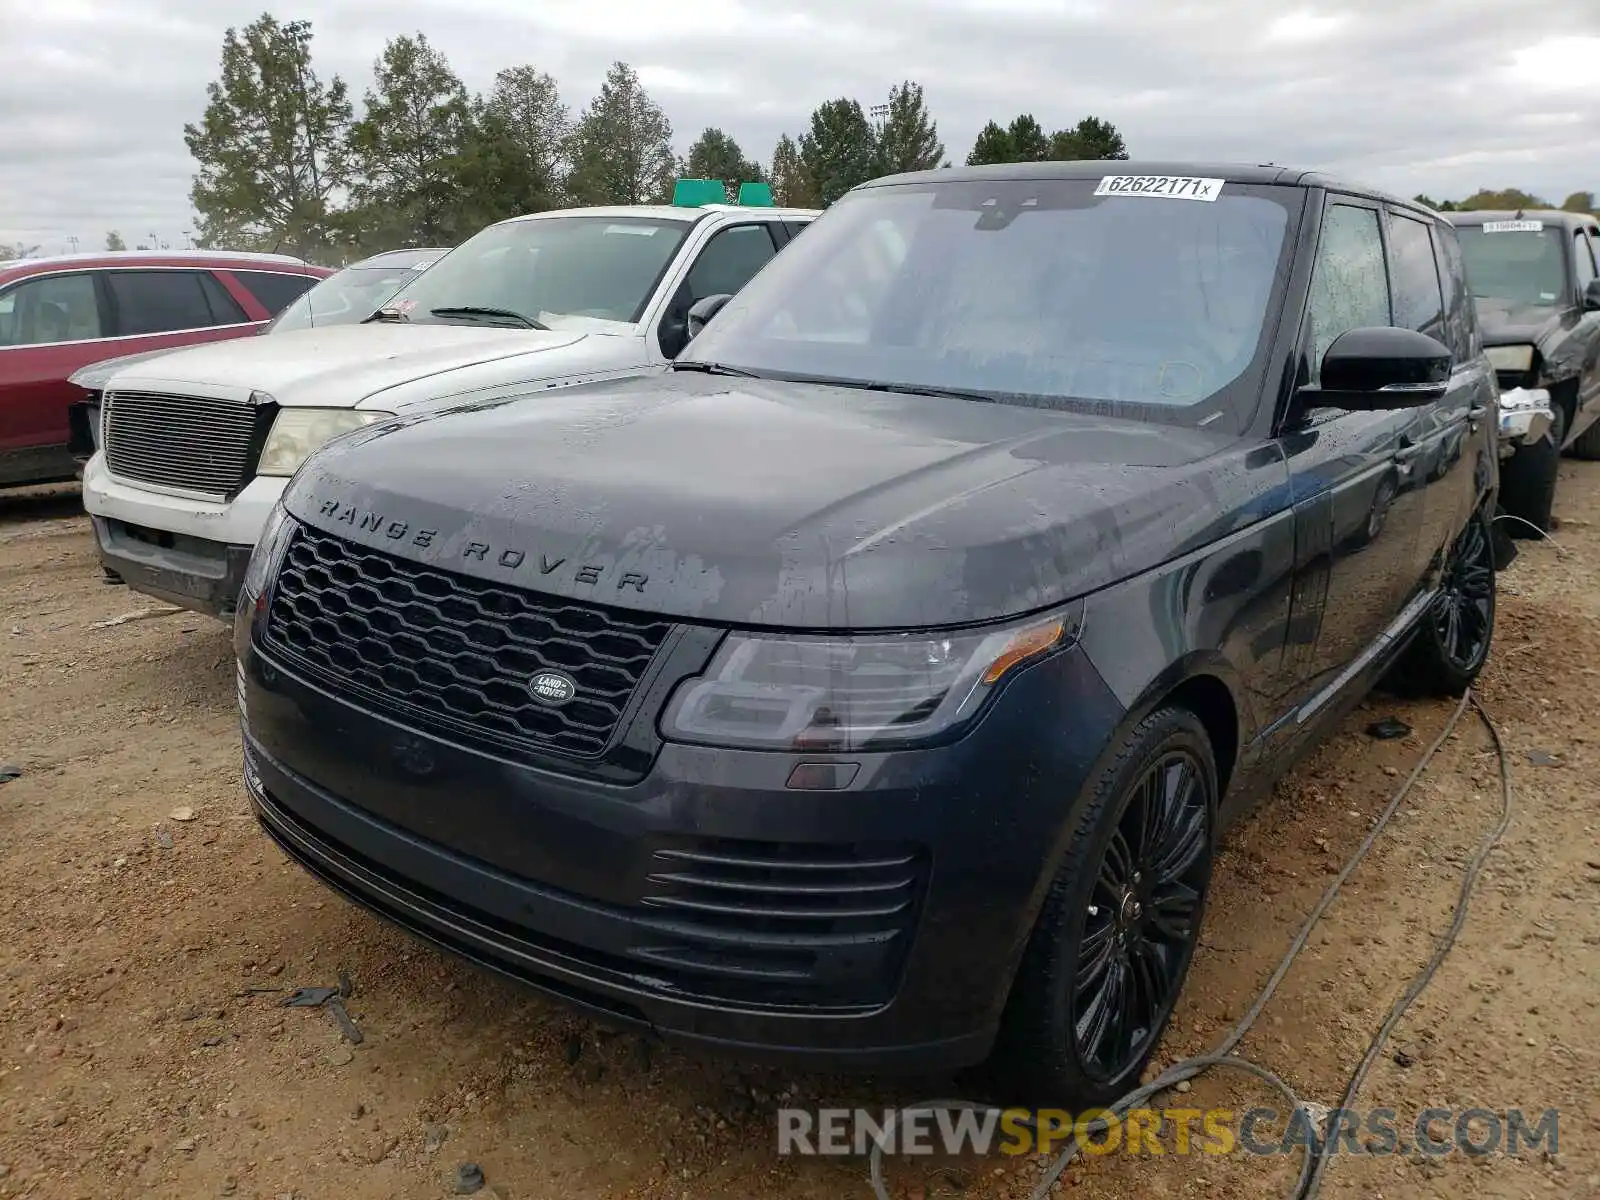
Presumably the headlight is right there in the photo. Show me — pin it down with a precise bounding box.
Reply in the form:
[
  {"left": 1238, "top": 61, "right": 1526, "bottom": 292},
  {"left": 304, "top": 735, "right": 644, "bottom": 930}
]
[
  {"left": 1484, "top": 344, "right": 1535, "bottom": 373},
  {"left": 256, "top": 405, "right": 394, "bottom": 477},
  {"left": 241, "top": 500, "right": 295, "bottom": 599},
  {"left": 660, "top": 610, "right": 1077, "bottom": 752}
]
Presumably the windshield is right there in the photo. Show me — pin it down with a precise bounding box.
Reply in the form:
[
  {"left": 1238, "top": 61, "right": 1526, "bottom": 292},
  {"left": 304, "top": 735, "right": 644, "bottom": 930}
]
[
  {"left": 1456, "top": 224, "right": 1567, "bottom": 308},
  {"left": 681, "top": 178, "right": 1299, "bottom": 430},
  {"left": 269, "top": 264, "right": 421, "bottom": 332},
  {"left": 383, "top": 216, "right": 692, "bottom": 329}
]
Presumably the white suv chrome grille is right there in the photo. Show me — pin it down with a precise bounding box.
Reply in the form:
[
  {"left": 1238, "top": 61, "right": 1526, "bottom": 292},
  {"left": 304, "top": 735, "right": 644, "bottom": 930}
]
[{"left": 103, "top": 390, "right": 273, "bottom": 499}]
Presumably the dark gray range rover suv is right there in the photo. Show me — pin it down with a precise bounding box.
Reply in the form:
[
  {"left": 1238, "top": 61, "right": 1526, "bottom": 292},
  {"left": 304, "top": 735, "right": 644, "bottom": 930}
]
[{"left": 233, "top": 162, "right": 1498, "bottom": 1104}]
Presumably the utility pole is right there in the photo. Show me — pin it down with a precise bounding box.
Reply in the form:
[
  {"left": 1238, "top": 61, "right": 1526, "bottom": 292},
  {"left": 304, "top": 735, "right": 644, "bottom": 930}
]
[{"left": 66, "top": 235, "right": 79, "bottom": 253}]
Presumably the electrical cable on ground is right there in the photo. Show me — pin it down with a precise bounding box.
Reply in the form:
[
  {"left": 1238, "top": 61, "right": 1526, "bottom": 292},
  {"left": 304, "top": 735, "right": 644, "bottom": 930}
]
[
  {"left": 1492, "top": 511, "right": 1567, "bottom": 555},
  {"left": 1297, "top": 695, "right": 1513, "bottom": 1198},
  {"left": 865, "top": 687, "right": 1514, "bottom": 1200}
]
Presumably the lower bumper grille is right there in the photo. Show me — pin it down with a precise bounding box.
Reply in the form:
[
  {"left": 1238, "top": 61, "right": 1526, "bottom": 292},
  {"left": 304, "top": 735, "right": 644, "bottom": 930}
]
[
  {"left": 635, "top": 839, "right": 927, "bottom": 1006},
  {"left": 104, "top": 389, "right": 272, "bottom": 498}
]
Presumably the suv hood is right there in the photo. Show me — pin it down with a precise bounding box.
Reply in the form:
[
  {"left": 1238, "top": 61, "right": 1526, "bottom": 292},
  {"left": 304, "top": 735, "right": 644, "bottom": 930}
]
[
  {"left": 69, "top": 345, "right": 192, "bottom": 392},
  {"left": 283, "top": 372, "right": 1276, "bottom": 629},
  {"left": 103, "top": 323, "right": 593, "bottom": 409},
  {"left": 1474, "top": 297, "right": 1563, "bottom": 347}
]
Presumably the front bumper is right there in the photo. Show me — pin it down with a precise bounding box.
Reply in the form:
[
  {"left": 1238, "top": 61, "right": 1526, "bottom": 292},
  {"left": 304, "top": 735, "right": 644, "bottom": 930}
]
[
  {"left": 91, "top": 515, "right": 252, "bottom": 618},
  {"left": 1497, "top": 387, "right": 1554, "bottom": 457},
  {"left": 237, "top": 621, "right": 1126, "bottom": 1070},
  {"left": 82, "top": 453, "right": 288, "bottom": 619}
]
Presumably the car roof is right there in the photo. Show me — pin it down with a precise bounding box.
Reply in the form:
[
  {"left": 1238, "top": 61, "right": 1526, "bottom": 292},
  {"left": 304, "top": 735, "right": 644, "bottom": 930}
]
[
  {"left": 1447, "top": 209, "right": 1594, "bottom": 229},
  {"left": 346, "top": 247, "right": 453, "bottom": 270},
  {"left": 0, "top": 249, "right": 324, "bottom": 285},
  {"left": 857, "top": 160, "right": 1435, "bottom": 217},
  {"left": 496, "top": 203, "right": 821, "bottom": 228}
]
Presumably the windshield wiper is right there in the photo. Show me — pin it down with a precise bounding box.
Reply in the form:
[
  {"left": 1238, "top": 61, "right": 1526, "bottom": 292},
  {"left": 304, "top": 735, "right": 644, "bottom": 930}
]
[
  {"left": 825, "top": 379, "right": 1000, "bottom": 403},
  {"left": 429, "top": 306, "right": 549, "bottom": 330},
  {"left": 670, "top": 361, "right": 763, "bottom": 378},
  {"left": 362, "top": 306, "right": 407, "bottom": 323}
]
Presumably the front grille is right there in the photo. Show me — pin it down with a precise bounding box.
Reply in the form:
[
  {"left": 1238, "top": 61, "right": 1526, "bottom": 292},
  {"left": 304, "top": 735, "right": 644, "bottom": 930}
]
[
  {"left": 264, "top": 526, "right": 674, "bottom": 760},
  {"left": 633, "top": 838, "right": 927, "bottom": 1006},
  {"left": 104, "top": 390, "right": 272, "bottom": 498}
]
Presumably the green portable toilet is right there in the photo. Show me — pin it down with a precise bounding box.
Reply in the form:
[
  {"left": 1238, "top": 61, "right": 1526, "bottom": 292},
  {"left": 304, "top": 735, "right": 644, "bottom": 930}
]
[
  {"left": 671, "top": 178, "right": 727, "bottom": 208},
  {"left": 736, "top": 182, "right": 775, "bottom": 207}
]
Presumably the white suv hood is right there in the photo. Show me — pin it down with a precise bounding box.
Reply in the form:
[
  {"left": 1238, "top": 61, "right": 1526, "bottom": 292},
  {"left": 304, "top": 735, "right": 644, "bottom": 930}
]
[{"left": 103, "top": 323, "right": 624, "bottom": 410}]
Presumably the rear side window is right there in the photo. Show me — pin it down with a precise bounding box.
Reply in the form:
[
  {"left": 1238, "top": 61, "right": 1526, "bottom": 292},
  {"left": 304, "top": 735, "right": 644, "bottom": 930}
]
[
  {"left": 199, "top": 274, "right": 250, "bottom": 324},
  {"left": 232, "top": 269, "right": 317, "bottom": 315},
  {"left": 106, "top": 270, "right": 220, "bottom": 335},
  {"left": 1306, "top": 203, "right": 1391, "bottom": 382},
  {"left": 683, "top": 225, "right": 779, "bottom": 303},
  {"left": 1431, "top": 224, "right": 1478, "bottom": 360},
  {"left": 1388, "top": 213, "right": 1445, "bottom": 339}
]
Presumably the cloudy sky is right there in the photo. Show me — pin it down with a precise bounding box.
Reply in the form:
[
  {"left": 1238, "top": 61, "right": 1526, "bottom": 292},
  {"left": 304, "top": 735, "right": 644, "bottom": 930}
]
[{"left": 2, "top": 0, "right": 1597, "bottom": 249}]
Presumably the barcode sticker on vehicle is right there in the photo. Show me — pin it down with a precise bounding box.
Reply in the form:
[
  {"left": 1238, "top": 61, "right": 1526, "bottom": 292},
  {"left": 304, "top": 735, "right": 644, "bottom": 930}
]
[
  {"left": 1482, "top": 220, "right": 1544, "bottom": 232},
  {"left": 1094, "top": 176, "right": 1224, "bottom": 202}
]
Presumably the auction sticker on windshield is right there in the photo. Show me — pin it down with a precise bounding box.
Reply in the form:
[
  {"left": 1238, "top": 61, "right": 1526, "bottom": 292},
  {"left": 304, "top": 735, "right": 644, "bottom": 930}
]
[
  {"left": 1482, "top": 220, "right": 1544, "bottom": 233},
  {"left": 1094, "top": 176, "right": 1224, "bottom": 202}
]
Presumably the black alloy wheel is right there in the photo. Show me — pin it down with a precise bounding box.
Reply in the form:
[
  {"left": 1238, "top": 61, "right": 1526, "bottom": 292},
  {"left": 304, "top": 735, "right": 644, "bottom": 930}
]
[
  {"left": 993, "top": 707, "right": 1217, "bottom": 1105},
  {"left": 1392, "top": 506, "right": 1497, "bottom": 697},
  {"left": 1072, "top": 749, "right": 1211, "bottom": 1082},
  {"left": 1433, "top": 513, "right": 1495, "bottom": 675}
]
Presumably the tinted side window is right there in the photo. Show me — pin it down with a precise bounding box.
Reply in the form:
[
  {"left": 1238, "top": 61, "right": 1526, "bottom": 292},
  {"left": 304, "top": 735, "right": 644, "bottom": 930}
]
[
  {"left": 1431, "top": 224, "right": 1477, "bottom": 359},
  {"left": 1574, "top": 231, "right": 1597, "bottom": 290},
  {"left": 232, "top": 269, "right": 317, "bottom": 315},
  {"left": 199, "top": 273, "right": 250, "bottom": 324},
  {"left": 106, "top": 271, "right": 218, "bottom": 335},
  {"left": 1389, "top": 214, "right": 1445, "bottom": 338},
  {"left": 1306, "top": 203, "right": 1391, "bottom": 382},
  {"left": 684, "top": 225, "right": 778, "bottom": 303},
  {"left": 0, "top": 272, "right": 103, "bottom": 346}
]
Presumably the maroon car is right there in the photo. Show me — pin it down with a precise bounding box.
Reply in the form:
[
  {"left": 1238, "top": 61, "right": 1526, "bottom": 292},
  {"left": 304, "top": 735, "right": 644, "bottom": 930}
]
[{"left": 0, "top": 250, "right": 332, "bottom": 487}]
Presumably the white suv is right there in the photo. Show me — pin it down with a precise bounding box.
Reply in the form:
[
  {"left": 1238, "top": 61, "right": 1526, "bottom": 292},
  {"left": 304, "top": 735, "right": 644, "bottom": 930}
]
[{"left": 79, "top": 199, "right": 815, "bottom": 618}]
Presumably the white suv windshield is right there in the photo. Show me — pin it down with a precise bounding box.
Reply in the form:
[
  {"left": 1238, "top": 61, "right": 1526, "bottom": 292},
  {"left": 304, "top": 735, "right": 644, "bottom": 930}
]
[
  {"left": 387, "top": 216, "right": 692, "bottom": 329},
  {"left": 680, "top": 178, "right": 1300, "bottom": 430}
]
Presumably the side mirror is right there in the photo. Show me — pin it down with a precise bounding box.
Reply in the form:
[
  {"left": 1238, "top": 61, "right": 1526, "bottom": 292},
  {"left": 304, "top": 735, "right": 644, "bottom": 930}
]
[
  {"left": 1584, "top": 278, "right": 1600, "bottom": 312},
  {"left": 686, "top": 293, "right": 733, "bottom": 340},
  {"left": 1296, "top": 327, "right": 1453, "bottom": 411}
]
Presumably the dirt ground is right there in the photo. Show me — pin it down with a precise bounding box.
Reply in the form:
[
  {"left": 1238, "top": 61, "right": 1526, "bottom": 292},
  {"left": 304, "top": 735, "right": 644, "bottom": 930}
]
[{"left": 2, "top": 465, "right": 1598, "bottom": 1200}]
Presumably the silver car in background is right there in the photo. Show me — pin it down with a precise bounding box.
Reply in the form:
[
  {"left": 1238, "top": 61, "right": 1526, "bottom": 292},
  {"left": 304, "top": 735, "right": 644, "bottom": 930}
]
[
  {"left": 266, "top": 247, "right": 451, "bottom": 331},
  {"left": 68, "top": 247, "right": 451, "bottom": 458}
]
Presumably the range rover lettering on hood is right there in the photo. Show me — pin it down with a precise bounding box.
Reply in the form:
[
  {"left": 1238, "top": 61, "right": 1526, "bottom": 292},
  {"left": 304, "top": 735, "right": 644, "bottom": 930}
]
[
  {"left": 280, "top": 374, "right": 1264, "bottom": 629},
  {"left": 312, "top": 498, "right": 650, "bottom": 594}
]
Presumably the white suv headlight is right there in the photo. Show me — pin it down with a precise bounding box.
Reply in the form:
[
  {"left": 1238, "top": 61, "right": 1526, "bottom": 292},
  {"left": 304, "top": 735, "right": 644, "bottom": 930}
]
[
  {"left": 257, "top": 407, "right": 394, "bottom": 477},
  {"left": 1484, "top": 344, "right": 1535, "bottom": 373}
]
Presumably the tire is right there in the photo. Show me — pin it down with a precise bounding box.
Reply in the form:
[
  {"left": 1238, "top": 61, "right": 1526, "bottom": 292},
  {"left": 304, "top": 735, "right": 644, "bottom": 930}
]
[
  {"left": 1392, "top": 507, "right": 1496, "bottom": 697},
  {"left": 1488, "top": 505, "right": 1518, "bottom": 571},
  {"left": 1497, "top": 401, "right": 1564, "bottom": 536},
  {"left": 1570, "top": 414, "right": 1600, "bottom": 460},
  {"left": 991, "top": 707, "right": 1215, "bottom": 1106}
]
